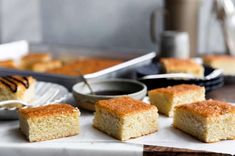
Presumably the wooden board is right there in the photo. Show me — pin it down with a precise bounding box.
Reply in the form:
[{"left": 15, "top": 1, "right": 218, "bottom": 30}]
[{"left": 143, "top": 145, "right": 231, "bottom": 156}]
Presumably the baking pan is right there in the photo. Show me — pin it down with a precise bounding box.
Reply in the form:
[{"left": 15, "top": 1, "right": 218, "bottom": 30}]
[{"left": 0, "top": 44, "right": 156, "bottom": 91}]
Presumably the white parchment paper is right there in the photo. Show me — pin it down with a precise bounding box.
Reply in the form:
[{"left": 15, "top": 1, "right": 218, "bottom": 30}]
[
  {"left": 0, "top": 112, "right": 143, "bottom": 156},
  {"left": 0, "top": 107, "right": 234, "bottom": 155},
  {"left": 128, "top": 115, "right": 235, "bottom": 155}
]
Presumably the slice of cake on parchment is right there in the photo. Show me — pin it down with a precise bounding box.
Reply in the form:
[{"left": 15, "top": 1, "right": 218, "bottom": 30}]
[
  {"left": 148, "top": 84, "right": 205, "bottom": 117},
  {"left": 20, "top": 53, "right": 51, "bottom": 70},
  {"left": 173, "top": 99, "right": 235, "bottom": 143},
  {"left": 93, "top": 96, "right": 158, "bottom": 141},
  {"left": 19, "top": 104, "right": 80, "bottom": 142}
]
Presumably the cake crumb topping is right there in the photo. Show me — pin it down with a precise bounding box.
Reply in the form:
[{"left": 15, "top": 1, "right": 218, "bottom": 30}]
[
  {"left": 176, "top": 99, "right": 235, "bottom": 117},
  {"left": 96, "top": 96, "right": 157, "bottom": 116},
  {"left": 19, "top": 104, "right": 79, "bottom": 118}
]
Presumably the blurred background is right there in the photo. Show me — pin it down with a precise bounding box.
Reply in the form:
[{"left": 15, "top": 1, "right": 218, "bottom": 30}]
[{"left": 0, "top": 0, "right": 233, "bottom": 55}]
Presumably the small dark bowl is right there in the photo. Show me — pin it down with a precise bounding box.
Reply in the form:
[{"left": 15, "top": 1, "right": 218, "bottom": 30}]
[{"left": 72, "top": 79, "right": 147, "bottom": 111}]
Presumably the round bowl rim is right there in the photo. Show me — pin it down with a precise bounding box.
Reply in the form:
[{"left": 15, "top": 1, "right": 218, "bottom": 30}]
[{"left": 72, "top": 78, "right": 147, "bottom": 98}]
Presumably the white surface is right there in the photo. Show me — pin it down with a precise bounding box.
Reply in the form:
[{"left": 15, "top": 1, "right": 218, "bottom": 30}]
[
  {"left": 0, "top": 96, "right": 235, "bottom": 155},
  {"left": 0, "top": 111, "right": 143, "bottom": 156},
  {"left": 0, "top": 41, "right": 29, "bottom": 61}
]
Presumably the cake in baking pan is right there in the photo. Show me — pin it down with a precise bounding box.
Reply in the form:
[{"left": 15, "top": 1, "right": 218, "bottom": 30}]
[
  {"left": 160, "top": 58, "right": 204, "bottom": 78},
  {"left": 203, "top": 55, "right": 235, "bottom": 75},
  {"left": 31, "top": 60, "right": 62, "bottom": 72},
  {"left": 0, "top": 75, "right": 36, "bottom": 102},
  {"left": 4, "top": 52, "right": 122, "bottom": 76},
  {"left": 93, "top": 96, "right": 158, "bottom": 141},
  {"left": 19, "top": 104, "right": 80, "bottom": 142},
  {"left": 47, "top": 58, "right": 122, "bottom": 76},
  {"left": 20, "top": 53, "right": 52, "bottom": 70},
  {"left": 148, "top": 84, "right": 205, "bottom": 117},
  {"left": 173, "top": 99, "right": 235, "bottom": 143},
  {"left": 20, "top": 53, "right": 63, "bottom": 72},
  {"left": 0, "top": 60, "right": 16, "bottom": 69}
]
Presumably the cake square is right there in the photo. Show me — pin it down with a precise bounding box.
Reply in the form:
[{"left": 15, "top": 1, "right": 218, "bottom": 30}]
[
  {"left": 19, "top": 104, "right": 80, "bottom": 142},
  {"left": 0, "top": 60, "right": 16, "bottom": 69},
  {"left": 173, "top": 100, "right": 235, "bottom": 143},
  {"left": 148, "top": 84, "right": 205, "bottom": 117},
  {"left": 93, "top": 97, "right": 158, "bottom": 141},
  {"left": 21, "top": 53, "right": 51, "bottom": 70},
  {"left": 203, "top": 55, "right": 235, "bottom": 75},
  {"left": 160, "top": 58, "right": 204, "bottom": 78},
  {"left": 0, "top": 75, "right": 36, "bottom": 102},
  {"left": 47, "top": 58, "right": 121, "bottom": 76},
  {"left": 31, "top": 60, "right": 62, "bottom": 72}
]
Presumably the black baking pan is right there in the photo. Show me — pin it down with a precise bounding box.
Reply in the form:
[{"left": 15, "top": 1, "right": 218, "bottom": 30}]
[
  {"left": 0, "top": 44, "right": 156, "bottom": 91},
  {"left": 135, "top": 62, "right": 224, "bottom": 92}
]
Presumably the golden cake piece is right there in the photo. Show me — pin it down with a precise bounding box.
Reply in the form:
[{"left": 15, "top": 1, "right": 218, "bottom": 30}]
[
  {"left": 148, "top": 84, "right": 205, "bottom": 117},
  {"left": 31, "top": 60, "right": 62, "bottom": 72},
  {"left": 93, "top": 97, "right": 158, "bottom": 141},
  {"left": 173, "top": 100, "right": 235, "bottom": 143},
  {"left": 19, "top": 104, "right": 80, "bottom": 142},
  {"left": 203, "top": 55, "right": 235, "bottom": 75},
  {"left": 47, "top": 58, "right": 122, "bottom": 76},
  {"left": 0, "top": 60, "right": 16, "bottom": 69},
  {"left": 20, "top": 53, "right": 51, "bottom": 70},
  {"left": 0, "top": 75, "right": 36, "bottom": 102},
  {"left": 160, "top": 58, "right": 204, "bottom": 78}
]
